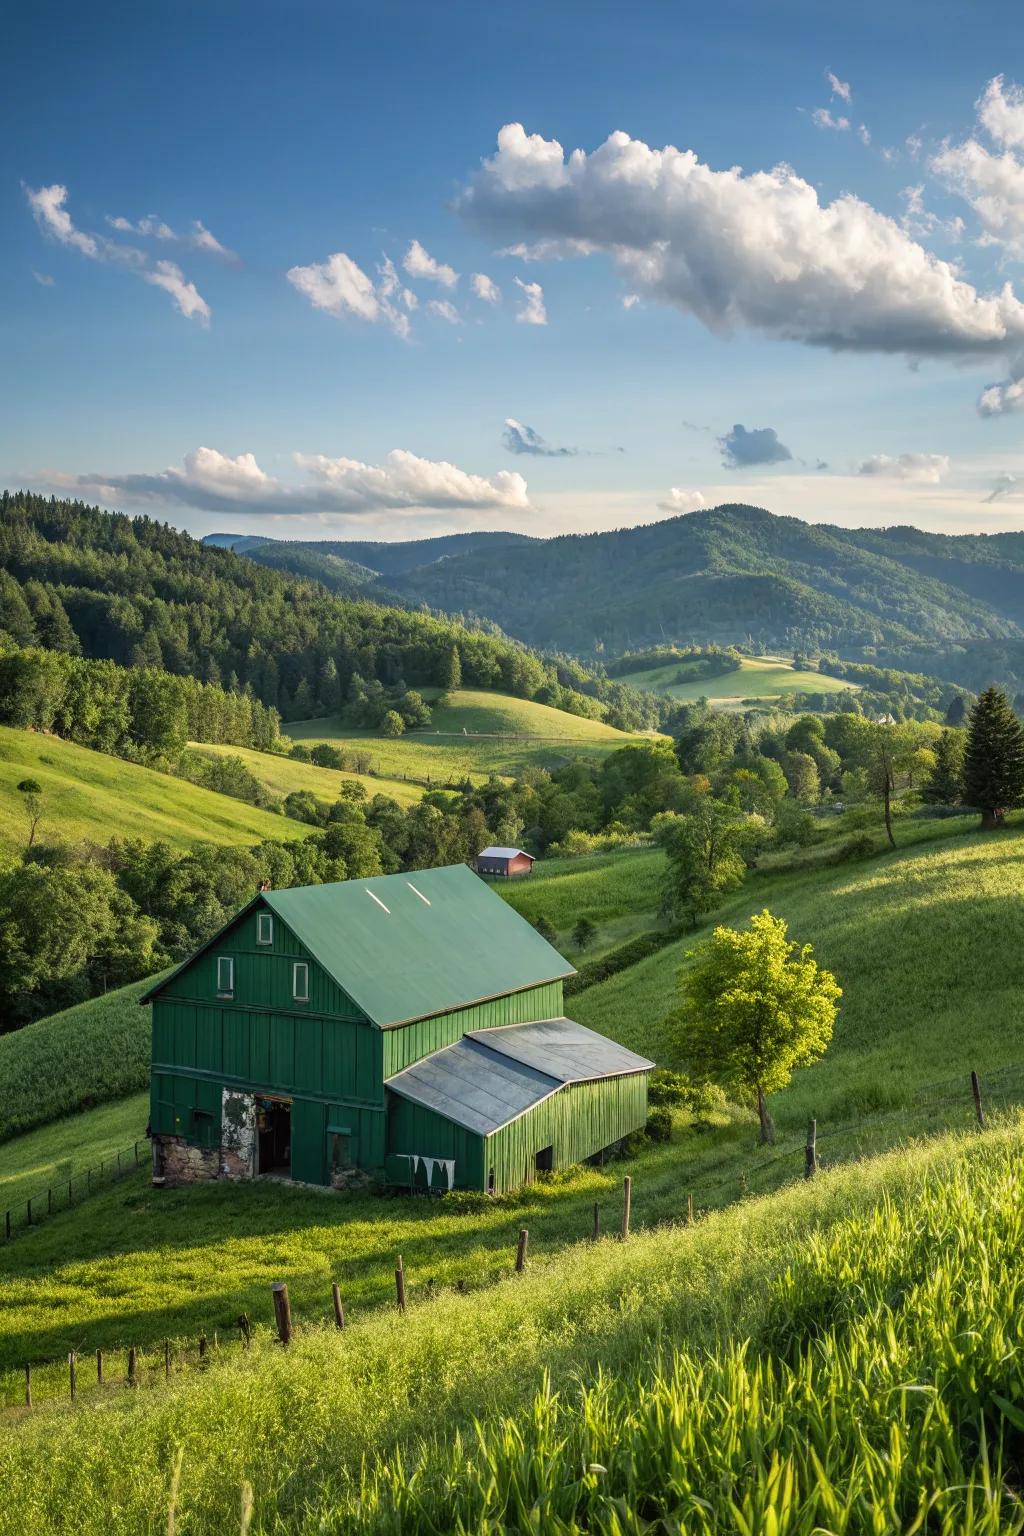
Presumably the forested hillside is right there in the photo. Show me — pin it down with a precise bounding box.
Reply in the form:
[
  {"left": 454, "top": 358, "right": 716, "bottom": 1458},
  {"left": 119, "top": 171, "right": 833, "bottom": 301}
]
[
  {"left": 0, "top": 493, "right": 659, "bottom": 731},
  {"left": 227, "top": 504, "right": 1024, "bottom": 661}
]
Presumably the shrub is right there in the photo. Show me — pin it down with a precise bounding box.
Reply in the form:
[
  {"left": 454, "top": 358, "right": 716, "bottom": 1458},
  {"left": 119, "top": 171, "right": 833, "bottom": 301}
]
[
  {"left": 830, "top": 832, "right": 877, "bottom": 864},
  {"left": 644, "top": 1105, "right": 673, "bottom": 1142}
]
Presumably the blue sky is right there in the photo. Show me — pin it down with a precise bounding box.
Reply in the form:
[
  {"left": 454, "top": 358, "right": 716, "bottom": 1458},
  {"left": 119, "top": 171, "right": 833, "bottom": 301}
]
[{"left": 5, "top": 0, "right": 1024, "bottom": 540}]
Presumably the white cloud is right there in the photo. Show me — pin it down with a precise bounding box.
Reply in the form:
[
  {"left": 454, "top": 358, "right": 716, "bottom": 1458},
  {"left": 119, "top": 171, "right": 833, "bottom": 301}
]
[
  {"left": 427, "top": 298, "right": 461, "bottom": 324},
  {"left": 63, "top": 445, "right": 529, "bottom": 517},
  {"left": 900, "top": 184, "right": 965, "bottom": 241},
  {"left": 985, "top": 472, "right": 1018, "bottom": 502},
  {"left": 812, "top": 108, "right": 850, "bottom": 132},
  {"left": 622, "top": 293, "right": 640, "bottom": 308},
  {"left": 657, "top": 488, "right": 707, "bottom": 513},
  {"left": 24, "top": 182, "right": 211, "bottom": 323},
  {"left": 977, "top": 75, "right": 1024, "bottom": 150},
  {"left": 906, "top": 133, "right": 924, "bottom": 160},
  {"left": 503, "top": 418, "right": 576, "bottom": 456},
  {"left": 932, "top": 133, "right": 1024, "bottom": 257},
  {"left": 826, "top": 70, "right": 852, "bottom": 103},
  {"left": 977, "top": 356, "right": 1024, "bottom": 415},
  {"left": 856, "top": 452, "right": 950, "bottom": 482},
  {"left": 513, "top": 275, "right": 547, "bottom": 325},
  {"left": 402, "top": 288, "right": 419, "bottom": 310},
  {"left": 458, "top": 123, "right": 1024, "bottom": 357},
  {"left": 141, "top": 260, "right": 211, "bottom": 325},
  {"left": 287, "top": 250, "right": 409, "bottom": 337},
  {"left": 471, "top": 271, "right": 501, "bottom": 302},
  {"left": 31, "top": 270, "right": 55, "bottom": 287},
  {"left": 106, "top": 212, "right": 237, "bottom": 261},
  {"left": 26, "top": 183, "right": 100, "bottom": 258},
  {"left": 403, "top": 238, "right": 458, "bottom": 288},
  {"left": 858, "top": 124, "right": 871, "bottom": 147}
]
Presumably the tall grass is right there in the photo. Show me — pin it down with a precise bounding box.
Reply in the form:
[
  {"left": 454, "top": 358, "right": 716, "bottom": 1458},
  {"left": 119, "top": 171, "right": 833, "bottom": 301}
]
[
  {"left": 0, "top": 975, "right": 165, "bottom": 1141},
  {"left": 0, "top": 1123, "right": 1021, "bottom": 1534}
]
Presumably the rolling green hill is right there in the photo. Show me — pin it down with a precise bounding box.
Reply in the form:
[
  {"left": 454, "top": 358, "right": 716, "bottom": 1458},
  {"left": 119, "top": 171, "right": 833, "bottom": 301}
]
[
  {"left": 193, "top": 743, "right": 424, "bottom": 808},
  {"left": 222, "top": 504, "right": 1024, "bottom": 661},
  {"left": 288, "top": 687, "right": 650, "bottom": 782},
  {"left": 0, "top": 728, "right": 312, "bottom": 856},
  {"left": 615, "top": 653, "right": 858, "bottom": 707}
]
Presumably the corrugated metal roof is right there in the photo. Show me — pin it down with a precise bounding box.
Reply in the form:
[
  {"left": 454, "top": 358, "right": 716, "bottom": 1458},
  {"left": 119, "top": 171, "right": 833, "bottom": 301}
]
[
  {"left": 387, "top": 1036, "right": 560, "bottom": 1136},
  {"left": 386, "top": 1016, "right": 653, "bottom": 1135},
  {"left": 477, "top": 846, "right": 533, "bottom": 861},
  {"left": 467, "top": 1018, "right": 655, "bottom": 1082},
  {"left": 264, "top": 863, "right": 573, "bottom": 1027}
]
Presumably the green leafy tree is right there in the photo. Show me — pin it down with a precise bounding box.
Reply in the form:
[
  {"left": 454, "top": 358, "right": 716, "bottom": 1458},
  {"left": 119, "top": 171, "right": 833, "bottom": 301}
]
[
  {"left": 963, "top": 685, "right": 1024, "bottom": 828},
  {"left": 922, "top": 728, "right": 965, "bottom": 806},
  {"left": 674, "top": 909, "right": 840, "bottom": 1144},
  {"left": 16, "top": 778, "right": 43, "bottom": 852},
  {"left": 534, "top": 914, "right": 557, "bottom": 944},
  {"left": 659, "top": 797, "right": 749, "bottom": 927},
  {"left": 572, "top": 915, "right": 597, "bottom": 951},
  {"left": 847, "top": 719, "right": 918, "bottom": 848},
  {"left": 381, "top": 709, "right": 405, "bottom": 738},
  {"left": 439, "top": 644, "right": 462, "bottom": 691}
]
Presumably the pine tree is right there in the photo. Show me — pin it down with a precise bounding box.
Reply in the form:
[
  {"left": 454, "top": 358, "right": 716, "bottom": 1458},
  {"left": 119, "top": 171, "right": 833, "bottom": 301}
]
[
  {"left": 963, "top": 686, "right": 1024, "bottom": 828},
  {"left": 922, "top": 728, "right": 965, "bottom": 806},
  {"left": 534, "top": 914, "right": 557, "bottom": 944},
  {"left": 439, "top": 644, "right": 462, "bottom": 691}
]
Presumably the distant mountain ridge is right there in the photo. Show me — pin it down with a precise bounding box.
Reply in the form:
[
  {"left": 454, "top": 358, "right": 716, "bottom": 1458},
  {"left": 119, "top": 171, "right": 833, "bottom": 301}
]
[{"left": 207, "top": 505, "right": 1024, "bottom": 658}]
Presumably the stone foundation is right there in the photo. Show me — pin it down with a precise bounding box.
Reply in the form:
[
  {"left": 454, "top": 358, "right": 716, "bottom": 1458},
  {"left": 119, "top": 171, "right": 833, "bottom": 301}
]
[
  {"left": 153, "top": 1135, "right": 220, "bottom": 1186},
  {"left": 331, "top": 1164, "right": 374, "bottom": 1193}
]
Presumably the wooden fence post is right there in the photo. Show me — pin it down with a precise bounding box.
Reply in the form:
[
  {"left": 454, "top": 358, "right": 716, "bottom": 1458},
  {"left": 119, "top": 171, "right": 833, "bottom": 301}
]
[
  {"left": 621, "top": 1176, "right": 632, "bottom": 1241},
  {"left": 272, "top": 1282, "right": 293, "bottom": 1344},
  {"left": 805, "top": 1119, "right": 817, "bottom": 1179},
  {"left": 395, "top": 1255, "right": 407, "bottom": 1313},
  {"left": 592, "top": 1202, "right": 600, "bottom": 1240},
  {"left": 515, "top": 1228, "right": 529, "bottom": 1272},
  {"left": 26, "top": 1198, "right": 32, "bottom": 1227},
  {"left": 47, "top": 1188, "right": 52, "bottom": 1216},
  {"left": 24, "top": 1362, "right": 31, "bottom": 1408},
  {"left": 332, "top": 1283, "right": 345, "bottom": 1330},
  {"left": 239, "top": 1313, "right": 252, "bottom": 1349},
  {"left": 687, "top": 1192, "right": 694, "bottom": 1225},
  {"left": 198, "top": 1334, "right": 208, "bottom": 1363},
  {"left": 128, "top": 1346, "right": 137, "bottom": 1387},
  {"left": 971, "top": 1070, "right": 985, "bottom": 1128},
  {"left": 69, "top": 1352, "right": 76, "bottom": 1403},
  {"left": 96, "top": 1348, "right": 103, "bottom": 1385}
]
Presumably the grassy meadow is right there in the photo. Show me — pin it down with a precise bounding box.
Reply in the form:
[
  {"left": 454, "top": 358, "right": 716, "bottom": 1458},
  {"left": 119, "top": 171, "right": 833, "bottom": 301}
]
[
  {"left": 0, "top": 1122, "right": 1021, "bottom": 1534},
  {"left": 0, "top": 1092, "right": 148, "bottom": 1212},
  {"left": 288, "top": 687, "right": 649, "bottom": 782},
  {"left": 193, "top": 741, "right": 424, "bottom": 807},
  {"left": 0, "top": 727, "right": 313, "bottom": 856},
  {"left": 615, "top": 654, "right": 857, "bottom": 708}
]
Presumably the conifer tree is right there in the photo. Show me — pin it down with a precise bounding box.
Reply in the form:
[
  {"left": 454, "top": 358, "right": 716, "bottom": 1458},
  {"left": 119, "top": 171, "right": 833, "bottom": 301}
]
[
  {"left": 922, "top": 728, "right": 965, "bottom": 806},
  {"left": 963, "top": 686, "right": 1024, "bottom": 828}
]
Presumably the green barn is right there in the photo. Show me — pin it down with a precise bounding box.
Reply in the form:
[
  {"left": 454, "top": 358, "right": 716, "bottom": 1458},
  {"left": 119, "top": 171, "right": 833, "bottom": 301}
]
[{"left": 142, "top": 864, "right": 653, "bottom": 1194}]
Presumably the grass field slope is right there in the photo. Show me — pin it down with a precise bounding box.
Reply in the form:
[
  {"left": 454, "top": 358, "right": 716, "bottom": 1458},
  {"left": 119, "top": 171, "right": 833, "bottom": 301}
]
[
  {"left": 615, "top": 654, "right": 857, "bottom": 708},
  {"left": 193, "top": 743, "right": 424, "bottom": 807},
  {"left": 2, "top": 814, "right": 1024, "bottom": 1413},
  {"left": 0, "top": 728, "right": 313, "bottom": 856},
  {"left": 289, "top": 687, "right": 650, "bottom": 781},
  {"left": 0, "top": 1124, "right": 1021, "bottom": 1533}
]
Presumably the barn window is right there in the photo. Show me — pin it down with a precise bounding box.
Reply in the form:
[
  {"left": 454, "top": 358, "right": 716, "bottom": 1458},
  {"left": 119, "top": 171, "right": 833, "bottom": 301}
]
[
  {"left": 216, "top": 956, "right": 234, "bottom": 997},
  {"left": 256, "top": 912, "right": 273, "bottom": 945},
  {"left": 293, "top": 962, "right": 309, "bottom": 1002}
]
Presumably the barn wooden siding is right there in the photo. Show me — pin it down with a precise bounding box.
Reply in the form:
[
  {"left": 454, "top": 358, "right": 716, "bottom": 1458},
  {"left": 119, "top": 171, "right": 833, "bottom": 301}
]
[
  {"left": 381, "top": 981, "right": 565, "bottom": 1076},
  {"left": 384, "top": 1071, "right": 650, "bottom": 1193}
]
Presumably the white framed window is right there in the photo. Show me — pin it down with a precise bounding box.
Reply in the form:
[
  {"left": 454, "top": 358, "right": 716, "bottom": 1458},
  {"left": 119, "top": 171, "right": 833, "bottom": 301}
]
[
  {"left": 256, "top": 912, "right": 273, "bottom": 946},
  {"left": 293, "top": 961, "right": 309, "bottom": 1003},
  {"left": 216, "top": 956, "right": 234, "bottom": 997}
]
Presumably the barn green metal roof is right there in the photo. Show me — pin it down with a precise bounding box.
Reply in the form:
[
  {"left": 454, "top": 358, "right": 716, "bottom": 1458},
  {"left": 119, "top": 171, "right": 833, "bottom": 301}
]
[
  {"left": 386, "top": 1017, "right": 653, "bottom": 1136},
  {"left": 263, "top": 863, "right": 574, "bottom": 1027},
  {"left": 467, "top": 1018, "right": 654, "bottom": 1082}
]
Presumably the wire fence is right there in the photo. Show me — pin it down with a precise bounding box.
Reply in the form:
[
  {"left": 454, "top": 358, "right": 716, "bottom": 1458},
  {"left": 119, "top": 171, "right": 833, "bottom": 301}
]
[
  {"left": 1, "top": 1140, "right": 146, "bottom": 1244},
  {"left": 2, "top": 1062, "right": 1022, "bottom": 1415}
]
